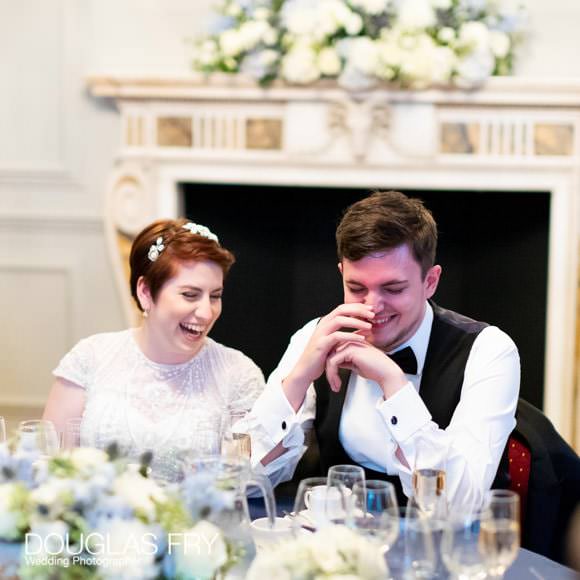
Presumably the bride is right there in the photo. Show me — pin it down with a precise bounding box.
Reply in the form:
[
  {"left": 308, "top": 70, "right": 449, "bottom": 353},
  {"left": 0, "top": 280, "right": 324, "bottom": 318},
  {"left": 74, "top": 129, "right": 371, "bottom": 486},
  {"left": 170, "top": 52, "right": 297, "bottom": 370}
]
[{"left": 43, "top": 218, "right": 265, "bottom": 482}]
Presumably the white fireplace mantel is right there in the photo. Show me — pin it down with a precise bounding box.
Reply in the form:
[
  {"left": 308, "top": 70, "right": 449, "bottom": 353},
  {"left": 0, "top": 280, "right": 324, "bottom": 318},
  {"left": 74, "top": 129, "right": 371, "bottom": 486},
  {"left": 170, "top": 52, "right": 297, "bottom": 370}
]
[{"left": 88, "top": 75, "right": 580, "bottom": 447}]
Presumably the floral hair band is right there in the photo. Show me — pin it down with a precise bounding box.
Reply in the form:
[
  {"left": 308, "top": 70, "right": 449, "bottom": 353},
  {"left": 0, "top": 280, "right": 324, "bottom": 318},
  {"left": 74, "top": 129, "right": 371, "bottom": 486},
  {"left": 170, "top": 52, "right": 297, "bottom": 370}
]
[{"left": 147, "top": 222, "right": 219, "bottom": 262}]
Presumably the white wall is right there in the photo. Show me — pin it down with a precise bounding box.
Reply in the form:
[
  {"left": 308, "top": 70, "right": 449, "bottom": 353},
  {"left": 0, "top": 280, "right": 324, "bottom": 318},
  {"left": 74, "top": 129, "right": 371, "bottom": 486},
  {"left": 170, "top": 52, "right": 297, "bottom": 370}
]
[
  {"left": 85, "top": 0, "right": 580, "bottom": 79},
  {"left": 1, "top": 0, "right": 579, "bottom": 414}
]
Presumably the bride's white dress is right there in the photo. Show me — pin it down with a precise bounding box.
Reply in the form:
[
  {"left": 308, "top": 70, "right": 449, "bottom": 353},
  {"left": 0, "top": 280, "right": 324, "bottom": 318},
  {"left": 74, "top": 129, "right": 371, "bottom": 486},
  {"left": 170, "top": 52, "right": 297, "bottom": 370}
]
[{"left": 53, "top": 330, "right": 265, "bottom": 481}]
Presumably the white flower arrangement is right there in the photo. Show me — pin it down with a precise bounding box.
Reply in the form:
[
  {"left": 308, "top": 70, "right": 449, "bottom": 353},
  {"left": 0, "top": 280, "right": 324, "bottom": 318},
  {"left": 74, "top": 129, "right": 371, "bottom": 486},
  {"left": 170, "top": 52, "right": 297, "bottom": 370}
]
[
  {"left": 0, "top": 444, "right": 235, "bottom": 580},
  {"left": 192, "top": 0, "right": 526, "bottom": 90},
  {"left": 246, "top": 524, "right": 388, "bottom": 579}
]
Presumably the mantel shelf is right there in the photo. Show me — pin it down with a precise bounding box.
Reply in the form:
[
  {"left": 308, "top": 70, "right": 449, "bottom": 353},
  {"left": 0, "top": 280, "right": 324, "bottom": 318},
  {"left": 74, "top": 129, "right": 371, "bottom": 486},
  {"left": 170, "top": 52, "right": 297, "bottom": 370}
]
[{"left": 87, "top": 74, "right": 580, "bottom": 108}]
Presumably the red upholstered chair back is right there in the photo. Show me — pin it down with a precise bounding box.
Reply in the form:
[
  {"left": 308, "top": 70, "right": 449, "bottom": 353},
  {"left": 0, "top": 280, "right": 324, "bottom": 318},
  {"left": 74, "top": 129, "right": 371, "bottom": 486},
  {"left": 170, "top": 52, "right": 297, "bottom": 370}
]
[{"left": 508, "top": 433, "right": 531, "bottom": 530}]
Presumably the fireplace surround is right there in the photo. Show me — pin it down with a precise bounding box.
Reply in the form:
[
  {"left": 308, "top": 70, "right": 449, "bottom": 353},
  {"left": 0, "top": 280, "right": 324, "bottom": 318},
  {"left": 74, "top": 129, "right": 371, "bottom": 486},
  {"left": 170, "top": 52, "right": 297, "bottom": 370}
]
[{"left": 88, "top": 75, "right": 580, "bottom": 447}]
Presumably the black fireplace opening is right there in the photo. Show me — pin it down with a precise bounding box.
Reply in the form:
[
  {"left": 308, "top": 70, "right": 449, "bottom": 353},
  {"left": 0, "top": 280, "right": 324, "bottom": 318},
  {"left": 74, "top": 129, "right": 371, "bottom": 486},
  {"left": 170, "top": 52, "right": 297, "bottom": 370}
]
[{"left": 183, "top": 183, "right": 549, "bottom": 409}]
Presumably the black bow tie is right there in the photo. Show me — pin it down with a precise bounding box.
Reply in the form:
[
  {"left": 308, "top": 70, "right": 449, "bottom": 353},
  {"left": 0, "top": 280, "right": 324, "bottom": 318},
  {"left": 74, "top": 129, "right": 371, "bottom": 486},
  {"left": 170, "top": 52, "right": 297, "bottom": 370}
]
[{"left": 387, "top": 346, "right": 418, "bottom": 375}]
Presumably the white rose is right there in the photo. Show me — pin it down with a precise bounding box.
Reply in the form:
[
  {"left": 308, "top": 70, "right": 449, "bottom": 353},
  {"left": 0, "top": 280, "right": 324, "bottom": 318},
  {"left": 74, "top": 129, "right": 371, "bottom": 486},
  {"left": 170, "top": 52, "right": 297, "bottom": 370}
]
[
  {"left": 397, "top": 0, "right": 436, "bottom": 29},
  {"left": 437, "top": 26, "right": 456, "bottom": 43},
  {"left": 430, "top": 45, "right": 457, "bottom": 84},
  {"left": 282, "top": 0, "right": 318, "bottom": 36},
  {"left": 173, "top": 521, "right": 228, "bottom": 580},
  {"left": 70, "top": 447, "right": 108, "bottom": 472},
  {"left": 490, "top": 30, "right": 510, "bottom": 58},
  {"left": 348, "top": 37, "right": 380, "bottom": 75},
  {"left": 0, "top": 484, "right": 23, "bottom": 540},
  {"left": 281, "top": 45, "right": 321, "bottom": 84},
  {"left": 344, "top": 12, "right": 364, "bottom": 35},
  {"left": 219, "top": 29, "right": 245, "bottom": 57},
  {"left": 459, "top": 21, "right": 491, "bottom": 51},
  {"left": 239, "top": 20, "right": 270, "bottom": 51},
  {"left": 350, "top": 0, "right": 390, "bottom": 15},
  {"left": 317, "top": 47, "right": 342, "bottom": 76},
  {"left": 113, "top": 472, "right": 166, "bottom": 521}
]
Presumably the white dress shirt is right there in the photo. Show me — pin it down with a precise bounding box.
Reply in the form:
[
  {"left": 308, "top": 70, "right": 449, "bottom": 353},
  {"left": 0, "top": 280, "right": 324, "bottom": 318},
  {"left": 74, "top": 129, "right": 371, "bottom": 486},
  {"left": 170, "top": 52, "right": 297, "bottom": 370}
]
[{"left": 248, "top": 302, "right": 520, "bottom": 508}]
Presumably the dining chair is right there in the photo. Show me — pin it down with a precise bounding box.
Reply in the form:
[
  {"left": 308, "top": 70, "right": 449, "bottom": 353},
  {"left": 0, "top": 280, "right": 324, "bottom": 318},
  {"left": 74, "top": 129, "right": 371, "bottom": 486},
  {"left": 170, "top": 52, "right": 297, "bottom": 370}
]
[{"left": 508, "top": 398, "right": 580, "bottom": 565}]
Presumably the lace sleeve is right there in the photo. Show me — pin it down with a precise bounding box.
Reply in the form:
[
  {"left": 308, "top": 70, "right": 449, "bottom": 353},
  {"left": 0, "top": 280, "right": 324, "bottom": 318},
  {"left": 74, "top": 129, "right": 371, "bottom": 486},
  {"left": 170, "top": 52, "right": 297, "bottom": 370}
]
[{"left": 52, "top": 337, "right": 95, "bottom": 390}]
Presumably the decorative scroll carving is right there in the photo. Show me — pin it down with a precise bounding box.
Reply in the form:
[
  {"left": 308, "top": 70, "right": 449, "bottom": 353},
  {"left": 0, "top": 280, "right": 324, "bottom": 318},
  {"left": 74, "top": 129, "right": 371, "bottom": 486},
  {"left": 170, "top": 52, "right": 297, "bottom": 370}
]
[
  {"left": 328, "top": 96, "right": 390, "bottom": 162},
  {"left": 105, "top": 165, "right": 156, "bottom": 325}
]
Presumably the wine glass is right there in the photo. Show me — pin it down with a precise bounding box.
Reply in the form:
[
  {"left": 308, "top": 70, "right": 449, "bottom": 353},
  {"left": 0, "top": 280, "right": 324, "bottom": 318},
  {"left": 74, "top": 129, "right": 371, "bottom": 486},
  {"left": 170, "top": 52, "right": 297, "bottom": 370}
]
[
  {"left": 480, "top": 490, "right": 520, "bottom": 578},
  {"left": 411, "top": 437, "right": 449, "bottom": 519},
  {"left": 327, "top": 464, "right": 365, "bottom": 513},
  {"left": 441, "top": 511, "right": 488, "bottom": 580},
  {"left": 221, "top": 410, "right": 251, "bottom": 459},
  {"left": 386, "top": 506, "right": 436, "bottom": 579},
  {"left": 17, "top": 419, "right": 59, "bottom": 457},
  {"left": 292, "top": 476, "right": 349, "bottom": 532},
  {"left": 351, "top": 480, "right": 399, "bottom": 553},
  {"left": 327, "top": 464, "right": 365, "bottom": 491}
]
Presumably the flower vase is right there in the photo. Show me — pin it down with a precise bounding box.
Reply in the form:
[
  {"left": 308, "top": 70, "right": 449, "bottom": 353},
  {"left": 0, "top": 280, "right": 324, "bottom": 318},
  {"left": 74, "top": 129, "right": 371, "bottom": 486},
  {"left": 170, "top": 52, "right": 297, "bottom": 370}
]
[{"left": 0, "top": 541, "right": 23, "bottom": 580}]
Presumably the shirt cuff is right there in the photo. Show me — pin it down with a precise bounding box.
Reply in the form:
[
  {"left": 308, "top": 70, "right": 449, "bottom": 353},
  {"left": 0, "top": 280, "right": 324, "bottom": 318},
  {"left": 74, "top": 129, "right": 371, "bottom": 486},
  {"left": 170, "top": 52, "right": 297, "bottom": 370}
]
[
  {"left": 376, "top": 382, "right": 432, "bottom": 442},
  {"left": 250, "top": 381, "right": 303, "bottom": 444}
]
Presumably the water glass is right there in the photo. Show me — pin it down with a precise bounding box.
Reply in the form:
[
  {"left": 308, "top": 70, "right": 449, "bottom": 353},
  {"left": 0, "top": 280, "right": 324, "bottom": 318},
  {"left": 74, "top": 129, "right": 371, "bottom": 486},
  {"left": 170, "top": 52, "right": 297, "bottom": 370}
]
[
  {"left": 17, "top": 419, "right": 59, "bottom": 457},
  {"left": 441, "top": 512, "right": 487, "bottom": 580},
  {"left": 385, "top": 506, "right": 436, "bottom": 579},
  {"left": 221, "top": 410, "right": 251, "bottom": 459},
  {"left": 351, "top": 480, "right": 399, "bottom": 552},
  {"left": 480, "top": 490, "right": 520, "bottom": 578}
]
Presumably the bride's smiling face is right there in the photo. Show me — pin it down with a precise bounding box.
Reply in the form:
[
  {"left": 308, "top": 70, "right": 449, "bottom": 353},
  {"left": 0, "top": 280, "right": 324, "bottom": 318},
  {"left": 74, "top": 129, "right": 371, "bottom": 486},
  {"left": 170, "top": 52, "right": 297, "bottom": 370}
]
[{"left": 137, "top": 259, "right": 223, "bottom": 363}]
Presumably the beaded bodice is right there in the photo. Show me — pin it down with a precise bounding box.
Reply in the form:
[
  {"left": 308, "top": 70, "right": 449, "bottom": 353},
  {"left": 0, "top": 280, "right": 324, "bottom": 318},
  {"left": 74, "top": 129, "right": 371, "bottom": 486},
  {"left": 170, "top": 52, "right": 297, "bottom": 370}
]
[{"left": 53, "top": 330, "right": 264, "bottom": 481}]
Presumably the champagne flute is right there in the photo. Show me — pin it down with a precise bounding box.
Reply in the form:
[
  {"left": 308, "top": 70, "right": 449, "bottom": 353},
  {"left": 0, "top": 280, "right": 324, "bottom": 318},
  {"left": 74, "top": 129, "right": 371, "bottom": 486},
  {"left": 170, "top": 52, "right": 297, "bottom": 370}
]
[
  {"left": 480, "top": 490, "right": 520, "bottom": 578},
  {"left": 351, "top": 480, "right": 399, "bottom": 553},
  {"left": 441, "top": 511, "right": 487, "bottom": 580},
  {"left": 0, "top": 416, "right": 6, "bottom": 444},
  {"left": 411, "top": 437, "right": 449, "bottom": 519},
  {"left": 221, "top": 410, "right": 251, "bottom": 459}
]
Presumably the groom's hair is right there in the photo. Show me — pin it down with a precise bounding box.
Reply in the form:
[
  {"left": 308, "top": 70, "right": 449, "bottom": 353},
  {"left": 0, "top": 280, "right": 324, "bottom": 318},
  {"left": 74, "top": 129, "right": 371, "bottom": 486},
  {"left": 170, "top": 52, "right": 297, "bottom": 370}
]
[{"left": 336, "top": 191, "right": 438, "bottom": 278}]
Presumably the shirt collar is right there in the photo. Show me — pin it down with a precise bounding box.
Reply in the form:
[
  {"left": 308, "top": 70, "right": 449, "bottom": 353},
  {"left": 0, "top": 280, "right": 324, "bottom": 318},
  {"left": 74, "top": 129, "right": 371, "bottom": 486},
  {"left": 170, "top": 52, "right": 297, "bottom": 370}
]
[{"left": 389, "top": 302, "right": 433, "bottom": 376}]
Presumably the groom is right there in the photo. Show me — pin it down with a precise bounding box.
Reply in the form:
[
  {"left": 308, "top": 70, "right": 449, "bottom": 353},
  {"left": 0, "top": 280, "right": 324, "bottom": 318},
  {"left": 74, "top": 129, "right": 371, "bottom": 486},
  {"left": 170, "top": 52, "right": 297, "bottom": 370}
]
[{"left": 250, "top": 190, "right": 520, "bottom": 506}]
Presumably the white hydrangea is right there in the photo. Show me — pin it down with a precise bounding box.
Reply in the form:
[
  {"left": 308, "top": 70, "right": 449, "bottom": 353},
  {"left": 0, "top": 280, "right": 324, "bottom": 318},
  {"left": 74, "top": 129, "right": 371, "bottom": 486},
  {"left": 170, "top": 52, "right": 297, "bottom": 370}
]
[
  {"left": 281, "top": 43, "right": 321, "bottom": 84},
  {"left": 458, "top": 20, "right": 491, "bottom": 52},
  {"left": 350, "top": 0, "right": 391, "bottom": 16},
  {"left": 397, "top": 0, "right": 436, "bottom": 29},
  {"left": 455, "top": 49, "right": 495, "bottom": 87},
  {"left": 318, "top": 46, "right": 342, "bottom": 76},
  {"left": 112, "top": 472, "right": 166, "bottom": 522},
  {"left": 173, "top": 521, "right": 228, "bottom": 580},
  {"left": 348, "top": 37, "right": 380, "bottom": 76},
  {"left": 0, "top": 483, "right": 23, "bottom": 540},
  {"left": 219, "top": 29, "right": 246, "bottom": 57}
]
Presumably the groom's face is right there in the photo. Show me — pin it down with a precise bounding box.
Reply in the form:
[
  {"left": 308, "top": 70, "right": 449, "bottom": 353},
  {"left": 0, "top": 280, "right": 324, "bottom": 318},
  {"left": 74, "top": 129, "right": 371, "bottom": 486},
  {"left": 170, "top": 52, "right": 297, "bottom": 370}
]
[{"left": 340, "top": 243, "right": 440, "bottom": 351}]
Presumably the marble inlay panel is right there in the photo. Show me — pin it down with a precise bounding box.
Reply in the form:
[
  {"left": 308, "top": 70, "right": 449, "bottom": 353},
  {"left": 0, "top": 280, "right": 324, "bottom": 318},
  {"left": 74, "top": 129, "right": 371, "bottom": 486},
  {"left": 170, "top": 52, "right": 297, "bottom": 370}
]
[
  {"left": 245, "top": 118, "right": 283, "bottom": 150},
  {"left": 157, "top": 117, "right": 192, "bottom": 147},
  {"left": 534, "top": 123, "right": 574, "bottom": 156},
  {"left": 440, "top": 122, "right": 480, "bottom": 154}
]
